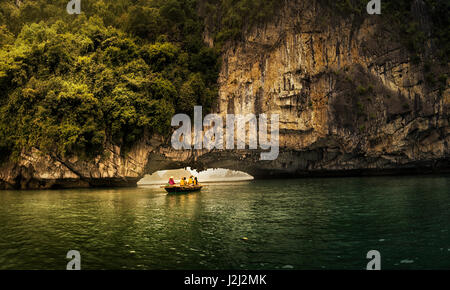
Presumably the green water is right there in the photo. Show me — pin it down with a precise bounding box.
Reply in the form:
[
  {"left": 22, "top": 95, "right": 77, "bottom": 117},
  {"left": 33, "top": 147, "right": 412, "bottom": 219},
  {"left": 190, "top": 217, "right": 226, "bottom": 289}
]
[{"left": 0, "top": 175, "right": 449, "bottom": 270}]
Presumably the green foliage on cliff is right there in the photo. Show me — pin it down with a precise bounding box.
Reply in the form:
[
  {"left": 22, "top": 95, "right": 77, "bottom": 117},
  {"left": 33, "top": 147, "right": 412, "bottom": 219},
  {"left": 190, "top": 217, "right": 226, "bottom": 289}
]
[
  {"left": 373, "top": 0, "right": 450, "bottom": 64},
  {"left": 0, "top": 0, "right": 220, "bottom": 160},
  {"left": 322, "top": 0, "right": 449, "bottom": 63},
  {"left": 202, "top": 0, "right": 280, "bottom": 45}
]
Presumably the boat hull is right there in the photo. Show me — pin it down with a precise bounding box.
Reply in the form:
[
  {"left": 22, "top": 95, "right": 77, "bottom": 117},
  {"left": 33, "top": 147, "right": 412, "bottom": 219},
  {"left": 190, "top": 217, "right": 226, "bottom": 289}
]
[{"left": 164, "top": 186, "right": 203, "bottom": 194}]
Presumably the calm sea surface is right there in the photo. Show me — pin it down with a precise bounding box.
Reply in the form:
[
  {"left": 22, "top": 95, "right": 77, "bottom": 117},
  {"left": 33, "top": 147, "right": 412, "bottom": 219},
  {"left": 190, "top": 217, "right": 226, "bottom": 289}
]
[{"left": 0, "top": 175, "right": 449, "bottom": 270}]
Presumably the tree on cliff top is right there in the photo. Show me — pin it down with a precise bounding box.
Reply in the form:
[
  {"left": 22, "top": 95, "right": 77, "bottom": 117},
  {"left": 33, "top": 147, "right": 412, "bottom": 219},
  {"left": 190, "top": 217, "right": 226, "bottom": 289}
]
[{"left": 0, "top": 0, "right": 220, "bottom": 161}]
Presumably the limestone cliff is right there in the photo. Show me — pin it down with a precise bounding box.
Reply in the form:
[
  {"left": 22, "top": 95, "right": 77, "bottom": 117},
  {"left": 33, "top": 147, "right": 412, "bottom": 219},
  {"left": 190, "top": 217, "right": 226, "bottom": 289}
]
[
  {"left": 0, "top": 141, "right": 156, "bottom": 189},
  {"left": 0, "top": 0, "right": 448, "bottom": 189},
  {"left": 212, "top": 0, "right": 449, "bottom": 177}
]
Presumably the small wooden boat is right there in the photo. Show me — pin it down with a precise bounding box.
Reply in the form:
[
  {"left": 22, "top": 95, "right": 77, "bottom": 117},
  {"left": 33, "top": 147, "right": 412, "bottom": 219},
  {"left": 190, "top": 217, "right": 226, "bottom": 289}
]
[{"left": 163, "top": 185, "right": 203, "bottom": 194}]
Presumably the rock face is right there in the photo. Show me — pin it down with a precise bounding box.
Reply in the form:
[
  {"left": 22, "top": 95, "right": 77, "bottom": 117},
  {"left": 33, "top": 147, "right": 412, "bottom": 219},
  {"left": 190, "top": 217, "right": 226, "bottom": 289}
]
[
  {"left": 0, "top": 0, "right": 449, "bottom": 189},
  {"left": 213, "top": 0, "right": 449, "bottom": 177},
  {"left": 0, "top": 142, "right": 155, "bottom": 189}
]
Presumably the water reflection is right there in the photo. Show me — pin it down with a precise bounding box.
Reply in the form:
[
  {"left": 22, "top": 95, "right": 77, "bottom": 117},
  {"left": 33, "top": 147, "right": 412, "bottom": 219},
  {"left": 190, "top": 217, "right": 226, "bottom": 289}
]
[{"left": 0, "top": 176, "right": 449, "bottom": 269}]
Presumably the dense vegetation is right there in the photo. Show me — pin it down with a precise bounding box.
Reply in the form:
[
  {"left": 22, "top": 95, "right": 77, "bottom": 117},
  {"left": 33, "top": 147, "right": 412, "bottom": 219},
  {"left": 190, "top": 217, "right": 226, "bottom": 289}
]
[
  {"left": 0, "top": 0, "right": 448, "bottom": 163},
  {"left": 0, "top": 0, "right": 220, "bottom": 160},
  {"left": 202, "top": 0, "right": 280, "bottom": 46}
]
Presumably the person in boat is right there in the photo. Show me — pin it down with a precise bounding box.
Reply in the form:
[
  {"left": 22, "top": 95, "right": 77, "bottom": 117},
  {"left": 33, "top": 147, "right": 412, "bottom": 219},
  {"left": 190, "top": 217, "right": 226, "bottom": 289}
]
[
  {"left": 188, "top": 176, "right": 194, "bottom": 186},
  {"left": 168, "top": 176, "right": 175, "bottom": 186},
  {"left": 180, "top": 177, "right": 187, "bottom": 186},
  {"left": 194, "top": 177, "right": 199, "bottom": 185}
]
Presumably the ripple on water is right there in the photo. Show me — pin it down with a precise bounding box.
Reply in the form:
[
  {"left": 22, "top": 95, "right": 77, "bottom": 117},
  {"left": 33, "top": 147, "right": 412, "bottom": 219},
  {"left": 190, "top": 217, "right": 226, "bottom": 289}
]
[{"left": 0, "top": 176, "right": 449, "bottom": 270}]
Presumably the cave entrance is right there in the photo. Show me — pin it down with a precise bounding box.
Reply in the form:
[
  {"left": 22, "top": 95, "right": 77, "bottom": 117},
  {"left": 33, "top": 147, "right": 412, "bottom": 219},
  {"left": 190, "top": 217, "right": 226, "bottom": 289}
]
[{"left": 138, "top": 167, "right": 254, "bottom": 185}]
